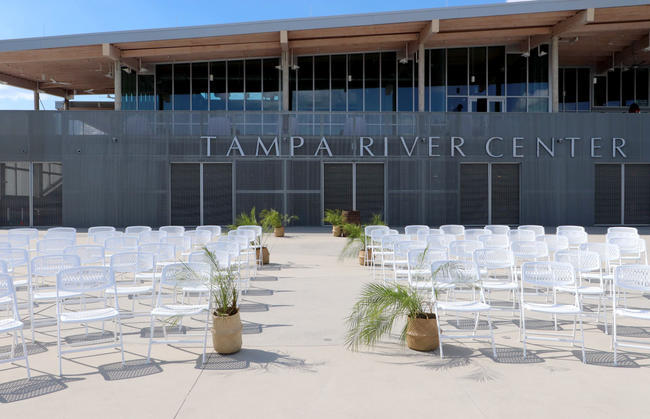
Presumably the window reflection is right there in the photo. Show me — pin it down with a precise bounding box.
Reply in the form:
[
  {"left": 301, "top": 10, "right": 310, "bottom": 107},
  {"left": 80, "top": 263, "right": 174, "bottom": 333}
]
[
  {"left": 228, "top": 61, "right": 244, "bottom": 111},
  {"left": 245, "top": 59, "right": 262, "bottom": 111},
  {"left": 173, "top": 63, "right": 191, "bottom": 110},
  {"left": 191, "top": 62, "right": 208, "bottom": 111}
]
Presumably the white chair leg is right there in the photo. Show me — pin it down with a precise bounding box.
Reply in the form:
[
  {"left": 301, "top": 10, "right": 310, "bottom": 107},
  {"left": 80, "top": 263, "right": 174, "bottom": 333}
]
[
  {"left": 487, "top": 313, "right": 496, "bottom": 360},
  {"left": 57, "top": 320, "right": 63, "bottom": 377},
  {"left": 146, "top": 316, "right": 155, "bottom": 363},
  {"left": 579, "top": 315, "right": 586, "bottom": 363},
  {"left": 19, "top": 329, "right": 31, "bottom": 379}
]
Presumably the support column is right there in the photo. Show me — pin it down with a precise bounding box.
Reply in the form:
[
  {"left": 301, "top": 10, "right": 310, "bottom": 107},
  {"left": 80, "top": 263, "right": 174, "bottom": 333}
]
[
  {"left": 551, "top": 35, "right": 559, "bottom": 113},
  {"left": 281, "top": 50, "right": 289, "bottom": 111},
  {"left": 33, "top": 88, "right": 39, "bottom": 110},
  {"left": 63, "top": 95, "right": 70, "bottom": 111},
  {"left": 114, "top": 60, "right": 122, "bottom": 111},
  {"left": 418, "top": 43, "right": 425, "bottom": 112}
]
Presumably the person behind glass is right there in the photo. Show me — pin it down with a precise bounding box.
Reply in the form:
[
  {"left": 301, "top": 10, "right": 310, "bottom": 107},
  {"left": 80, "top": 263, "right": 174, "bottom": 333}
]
[{"left": 628, "top": 103, "right": 641, "bottom": 113}]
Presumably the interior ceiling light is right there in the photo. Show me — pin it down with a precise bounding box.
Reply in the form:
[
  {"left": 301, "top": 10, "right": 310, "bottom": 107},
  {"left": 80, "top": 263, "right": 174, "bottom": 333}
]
[{"left": 537, "top": 45, "right": 547, "bottom": 57}]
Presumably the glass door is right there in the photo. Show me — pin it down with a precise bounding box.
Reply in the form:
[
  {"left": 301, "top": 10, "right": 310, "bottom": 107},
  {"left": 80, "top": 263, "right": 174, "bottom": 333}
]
[{"left": 469, "top": 97, "right": 505, "bottom": 112}]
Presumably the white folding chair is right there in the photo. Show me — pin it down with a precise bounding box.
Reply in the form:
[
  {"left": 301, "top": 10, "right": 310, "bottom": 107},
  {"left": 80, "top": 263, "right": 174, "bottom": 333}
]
[
  {"left": 186, "top": 230, "right": 212, "bottom": 250},
  {"left": 0, "top": 248, "right": 30, "bottom": 288},
  {"left": 607, "top": 236, "right": 647, "bottom": 265},
  {"left": 417, "top": 228, "right": 441, "bottom": 241},
  {"left": 368, "top": 228, "right": 390, "bottom": 278},
  {"left": 0, "top": 273, "right": 31, "bottom": 379},
  {"left": 196, "top": 225, "right": 221, "bottom": 240},
  {"left": 7, "top": 234, "right": 30, "bottom": 251},
  {"left": 104, "top": 235, "right": 139, "bottom": 258},
  {"left": 518, "top": 225, "right": 545, "bottom": 238},
  {"left": 404, "top": 225, "right": 429, "bottom": 240},
  {"left": 164, "top": 235, "right": 192, "bottom": 259},
  {"left": 440, "top": 225, "right": 465, "bottom": 238},
  {"left": 64, "top": 245, "right": 106, "bottom": 266},
  {"left": 448, "top": 240, "right": 483, "bottom": 261},
  {"left": 464, "top": 229, "right": 489, "bottom": 242},
  {"left": 147, "top": 262, "right": 212, "bottom": 365},
  {"left": 238, "top": 225, "right": 264, "bottom": 268},
  {"left": 485, "top": 225, "right": 510, "bottom": 236},
  {"left": 479, "top": 234, "right": 509, "bottom": 249},
  {"left": 474, "top": 247, "right": 518, "bottom": 311},
  {"left": 29, "top": 254, "right": 82, "bottom": 341},
  {"left": 139, "top": 230, "right": 168, "bottom": 244},
  {"left": 432, "top": 260, "right": 496, "bottom": 359},
  {"left": 125, "top": 226, "right": 152, "bottom": 236},
  {"left": 407, "top": 248, "right": 447, "bottom": 292},
  {"left": 374, "top": 235, "right": 409, "bottom": 283},
  {"left": 520, "top": 261, "right": 585, "bottom": 363},
  {"left": 393, "top": 240, "right": 426, "bottom": 284},
  {"left": 88, "top": 226, "right": 116, "bottom": 244},
  {"left": 160, "top": 226, "right": 185, "bottom": 237},
  {"left": 108, "top": 252, "right": 157, "bottom": 316},
  {"left": 45, "top": 228, "right": 76, "bottom": 243},
  {"left": 8, "top": 228, "right": 39, "bottom": 250},
  {"left": 538, "top": 234, "right": 569, "bottom": 259},
  {"left": 88, "top": 226, "right": 116, "bottom": 236},
  {"left": 612, "top": 265, "right": 650, "bottom": 365},
  {"left": 508, "top": 229, "right": 536, "bottom": 243},
  {"left": 607, "top": 226, "right": 637, "bottom": 236},
  {"left": 37, "top": 238, "right": 75, "bottom": 255},
  {"left": 426, "top": 234, "right": 456, "bottom": 252},
  {"left": 55, "top": 266, "right": 124, "bottom": 376}
]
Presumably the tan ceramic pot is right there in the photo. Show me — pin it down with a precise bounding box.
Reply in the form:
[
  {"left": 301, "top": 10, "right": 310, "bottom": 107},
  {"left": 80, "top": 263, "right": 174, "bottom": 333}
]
[
  {"left": 358, "top": 248, "right": 373, "bottom": 266},
  {"left": 211, "top": 311, "right": 242, "bottom": 354},
  {"left": 274, "top": 227, "right": 285, "bottom": 237},
  {"left": 405, "top": 314, "right": 439, "bottom": 352},
  {"left": 332, "top": 225, "right": 342, "bottom": 237}
]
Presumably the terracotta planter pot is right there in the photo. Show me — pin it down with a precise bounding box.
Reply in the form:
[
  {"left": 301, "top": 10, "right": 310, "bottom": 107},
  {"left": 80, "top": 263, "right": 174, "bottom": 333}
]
[
  {"left": 358, "top": 248, "right": 373, "bottom": 266},
  {"left": 342, "top": 210, "right": 361, "bottom": 225},
  {"left": 274, "top": 226, "right": 285, "bottom": 237},
  {"left": 256, "top": 247, "right": 270, "bottom": 265},
  {"left": 332, "top": 225, "right": 342, "bottom": 237},
  {"left": 406, "top": 314, "right": 439, "bottom": 352},
  {"left": 211, "top": 311, "right": 242, "bottom": 354}
]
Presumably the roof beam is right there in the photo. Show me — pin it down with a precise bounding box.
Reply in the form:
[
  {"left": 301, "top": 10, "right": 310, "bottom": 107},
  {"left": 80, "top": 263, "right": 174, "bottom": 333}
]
[
  {"left": 0, "top": 45, "right": 102, "bottom": 63},
  {"left": 280, "top": 30, "right": 288, "bottom": 52},
  {"left": 288, "top": 33, "right": 417, "bottom": 49},
  {"left": 102, "top": 43, "right": 153, "bottom": 73},
  {"left": 523, "top": 9, "right": 595, "bottom": 52},
  {"left": 596, "top": 32, "right": 650, "bottom": 74},
  {"left": 122, "top": 41, "right": 280, "bottom": 58},
  {"left": 0, "top": 72, "right": 68, "bottom": 97},
  {"left": 408, "top": 19, "right": 439, "bottom": 58}
]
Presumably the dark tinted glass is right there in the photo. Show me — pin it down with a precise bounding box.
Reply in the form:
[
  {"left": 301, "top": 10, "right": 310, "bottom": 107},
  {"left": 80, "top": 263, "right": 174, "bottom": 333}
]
[
  {"left": 577, "top": 68, "right": 590, "bottom": 111},
  {"left": 595, "top": 165, "right": 621, "bottom": 225},
  {"left": 563, "top": 68, "right": 577, "bottom": 111},
  {"left": 0, "top": 162, "right": 30, "bottom": 226},
  {"left": 191, "top": 62, "right": 208, "bottom": 110},
  {"left": 491, "top": 164, "right": 519, "bottom": 225},
  {"left": 624, "top": 164, "right": 650, "bottom": 224},
  {"left": 622, "top": 68, "right": 635, "bottom": 106},
  {"left": 356, "top": 164, "right": 384, "bottom": 223},
  {"left": 137, "top": 75, "right": 155, "bottom": 110},
  {"left": 487, "top": 46, "right": 505, "bottom": 96},
  {"left": 348, "top": 54, "right": 363, "bottom": 111},
  {"left": 171, "top": 163, "right": 200, "bottom": 226},
  {"left": 314, "top": 55, "right": 330, "bottom": 111},
  {"left": 228, "top": 60, "right": 244, "bottom": 111},
  {"left": 121, "top": 71, "right": 137, "bottom": 110},
  {"left": 447, "top": 48, "right": 468, "bottom": 96},
  {"left": 262, "top": 58, "right": 280, "bottom": 111},
  {"left": 636, "top": 68, "right": 649, "bottom": 107},
  {"left": 365, "top": 53, "right": 380, "bottom": 111},
  {"left": 448, "top": 96, "right": 467, "bottom": 112},
  {"left": 528, "top": 44, "right": 548, "bottom": 96},
  {"left": 469, "top": 47, "right": 486, "bottom": 96},
  {"left": 156, "top": 64, "right": 173, "bottom": 110},
  {"left": 173, "top": 63, "right": 191, "bottom": 110},
  {"left": 33, "top": 162, "right": 63, "bottom": 226},
  {"left": 331, "top": 55, "right": 347, "bottom": 111},
  {"left": 209, "top": 61, "right": 226, "bottom": 110},
  {"left": 430, "top": 49, "right": 446, "bottom": 111},
  {"left": 289, "top": 64, "right": 297, "bottom": 111},
  {"left": 203, "top": 163, "right": 232, "bottom": 225},
  {"left": 397, "top": 60, "right": 413, "bottom": 111},
  {"left": 460, "top": 164, "right": 488, "bottom": 225},
  {"left": 607, "top": 69, "right": 620, "bottom": 107},
  {"left": 506, "top": 54, "right": 526, "bottom": 97},
  {"left": 324, "top": 164, "right": 353, "bottom": 212},
  {"left": 245, "top": 59, "right": 262, "bottom": 111},
  {"left": 593, "top": 76, "right": 606, "bottom": 107},
  {"left": 297, "top": 56, "right": 313, "bottom": 111},
  {"left": 381, "top": 52, "right": 396, "bottom": 112}
]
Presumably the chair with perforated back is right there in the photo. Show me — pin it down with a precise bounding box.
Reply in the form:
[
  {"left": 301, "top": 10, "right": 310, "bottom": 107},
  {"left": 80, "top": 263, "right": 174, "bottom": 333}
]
[
  {"left": 147, "top": 262, "right": 212, "bottom": 365},
  {"left": 520, "top": 261, "right": 585, "bottom": 363},
  {"left": 29, "top": 254, "right": 81, "bottom": 341},
  {"left": 432, "top": 260, "right": 496, "bottom": 359},
  {"left": 448, "top": 240, "right": 483, "bottom": 261},
  {"left": 197, "top": 225, "right": 221, "bottom": 240},
  {"left": 612, "top": 265, "right": 650, "bottom": 365},
  {"left": 125, "top": 226, "right": 152, "bottom": 236},
  {"left": 238, "top": 225, "right": 263, "bottom": 267},
  {"left": 479, "top": 234, "right": 509, "bottom": 249},
  {"left": 426, "top": 234, "right": 456, "bottom": 251},
  {"left": 474, "top": 247, "right": 518, "bottom": 311},
  {"left": 64, "top": 245, "right": 105, "bottom": 266},
  {"left": 558, "top": 229, "right": 588, "bottom": 249},
  {"left": 554, "top": 249, "right": 607, "bottom": 333},
  {"left": 519, "top": 225, "right": 545, "bottom": 238},
  {"left": 160, "top": 226, "right": 185, "bottom": 237},
  {"left": 404, "top": 225, "right": 429, "bottom": 240},
  {"left": 368, "top": 228, "right": 389, "bottom": 279},
  {"left": 417, "top": 228, "right": 440, "bottom": 242},
  {"left": 104, "top": 236, "right": 139, "bottom": 258},
  {"left": 607, "top": 236, "right": 647, "bottom": 264},
  {"left": 91, "top": 230, "right": 122, "bottom": 245},
  {"left": 139, "top": 230, "right": 168, "bottom": 244},
  {"left": 538, "top": 234, "right": 569, "bottom": 259},
  {"left": 186, "top": 230, "right": 212, "bottom": 249},
  {"left": 7, "top": 234, "right": 31, "bottom": 251},
  {"left": 108, "top": 251, "right": 157, "bottom": 315},
  {"left": 392, "top": 240, "right": 427, "bottom": 283},
  {"left": 164, "top": 235, "right": 192, "bottom": 259},
  {"left": 45, "top": 229, "right": 76, "bottom": 243},
  {"left": 0, "top": 248, "right": 30, "bottom": 288},
  {"left": 138, "top": 242, "right": 176, "bottom": 273},
  {"left": 485, "top": 225, "right": 510, "bottom": 236},
  {"left": 374, "top": 235, "right": 409, "bottom": 283},
  {"left": 465, "top": 229, "right": 490, "bottom": 242},
  {"left": 55, "top": 266, "right": 124, "bottom": 376},
  {"left": 37, "top": 238, "right": 75, "bottom": 255},
  {"left": 88, "top": 226, "right": 116, "bottom": 244},
  {"left": 0, "top": 273, "right": 30, "bottom": 379},
  {"left": 9, "top": 228, "right": 39, "bottom": 250},
  {"left": 607, "top": 226, "right": 637, "bottom": 236},
  {"left": 440, "top": 225, "right": 465, "bottom": 238},
  {"left": 508, "top": 229, "right": 536, "bottom": 243},
  {"left": 407, "top": 248, "right": 447, "bottom": 292}
]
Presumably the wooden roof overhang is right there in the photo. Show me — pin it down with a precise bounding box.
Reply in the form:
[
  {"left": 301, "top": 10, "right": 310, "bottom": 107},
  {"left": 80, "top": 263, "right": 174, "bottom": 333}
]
[{"left": 0, "top": 1, "right": 648, "bottom": 97}]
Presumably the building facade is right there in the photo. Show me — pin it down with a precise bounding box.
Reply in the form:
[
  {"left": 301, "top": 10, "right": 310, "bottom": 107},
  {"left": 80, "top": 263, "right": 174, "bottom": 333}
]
[{"left": 0, "top": 0, "right": 649, "bottom": 227}]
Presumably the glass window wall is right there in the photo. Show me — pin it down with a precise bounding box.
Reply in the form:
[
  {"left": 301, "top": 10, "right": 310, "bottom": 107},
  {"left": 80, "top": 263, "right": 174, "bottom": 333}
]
[
  {"left": 191, "top": 62, "right": 208, "bottom": 111},
  {"left": 155, "top": 64, "right": 172, "bottom": 110},
  {"left": 173, "top": 63, "right": 191, "bottom": 110},
  {"left": 262, "top": 58, "right": 280, "bottom": 111},
  {"left": 245, "top": 59, "right": 262, "bottom": 111},
  {"left": 209, "top": 61, "right": 227, "bottom": 110},
  {"left": 137, "top": 75, "right": 155, "bottom": 110},
  {"left": 364, "top": 53, "right": 380, "bottom": 111},
  {"left": 227, "top": 60, "right": 245, "bottom": 111}
]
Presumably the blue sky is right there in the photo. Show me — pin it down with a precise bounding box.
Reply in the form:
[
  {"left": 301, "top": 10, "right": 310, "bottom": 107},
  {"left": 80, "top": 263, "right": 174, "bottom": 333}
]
[{"left": 0, "top": 0, "right": 508, "bottom": 110}]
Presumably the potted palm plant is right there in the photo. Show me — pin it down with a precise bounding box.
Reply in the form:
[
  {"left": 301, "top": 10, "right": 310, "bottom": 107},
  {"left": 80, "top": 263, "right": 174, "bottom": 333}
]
[
  {"left": 260, "top": 209, "right": 298, "bottom": 237},
  {"left": 340, "top": 223, "right": 371, "bottom": 265},
  {"left": 346, "top": 283, "right": 439, "bottom": 352},
  {"left": 229, "top": 207, "right": 272, "bottom": 265},
  {"left": 185, "top": 248, "right": 242, "bottom": 354},
  {"left": 323, "top": 209, "right": 344, "bottom": 237}
]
